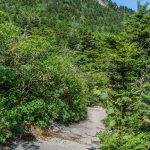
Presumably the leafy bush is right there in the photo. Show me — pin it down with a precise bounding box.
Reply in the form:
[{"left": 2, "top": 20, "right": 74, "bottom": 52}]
[
  {"left": 99, "top": 131, "right": 150, "bottom": 150},
  {"left": 0, "top": 19, "right": 88, "bottom": 144},
  {"left": 0, "top": 97, "right": 12, "bottom": 144}
]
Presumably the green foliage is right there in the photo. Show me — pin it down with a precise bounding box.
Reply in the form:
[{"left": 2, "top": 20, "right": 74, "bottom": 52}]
[
  {"left": 0, "top": 10, "right": 7, "bottom": 22},
  {"left": 0, "top": 96, "right": 12, "bottom": 144},
  {"left": 73, "top": 30, "right": 110, "bottom": 104},
  {"left": 0, "top": 0, "right": 133, "bottom": 33},
  {"left": 0, "top": 14, "right": 88, "bottom": 144},
  {"left": 0, "top": 0, "right": 149, "bottom": 149},
  {"left": 99, "top": 131, "right": 150, "bottom": 150},
  {"left": 0, "top": 0, "right": 134, "bottom": 55},
  {"left": 99, "top": 5, "right": 150, "bottom": 150}
]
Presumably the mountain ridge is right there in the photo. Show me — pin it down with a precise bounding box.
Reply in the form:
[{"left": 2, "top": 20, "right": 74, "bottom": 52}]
[{"left": 0, "top": 0, "right": 134, "bottom": 34}]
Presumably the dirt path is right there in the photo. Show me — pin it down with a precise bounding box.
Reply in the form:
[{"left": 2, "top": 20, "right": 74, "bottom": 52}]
[{"left": 13, "top": 107, "right": 107, "bottom": 150}]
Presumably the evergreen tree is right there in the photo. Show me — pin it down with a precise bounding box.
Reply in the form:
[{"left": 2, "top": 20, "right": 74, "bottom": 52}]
[{"left": 99, "top": 6, "right": 150, "bottom": 150}]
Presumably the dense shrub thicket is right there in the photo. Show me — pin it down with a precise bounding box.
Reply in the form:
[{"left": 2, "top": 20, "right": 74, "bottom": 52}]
[
  {"left": 0, "top": 0, "right": 149, "bottom": 149},
  {"left": 0, "top": 13, "right": 88, "bottom": 143},
  {"left": 98, "top": 6, "right": 150, "bottom": 149}
]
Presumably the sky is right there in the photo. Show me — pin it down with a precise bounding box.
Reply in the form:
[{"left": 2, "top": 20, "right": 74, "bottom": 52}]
[{"left": 112, "top": 0, "right": 150, "bottom": 11}]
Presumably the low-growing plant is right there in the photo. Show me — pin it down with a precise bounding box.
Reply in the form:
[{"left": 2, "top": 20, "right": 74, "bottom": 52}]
[{"left": 99, "top": 131, "right": 150, "bottom": 150}]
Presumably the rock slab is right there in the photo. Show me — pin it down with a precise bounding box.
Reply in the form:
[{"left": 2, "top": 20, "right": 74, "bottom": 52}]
[{"left": 12, "top": 107, "right": 107, "bottom": 150}]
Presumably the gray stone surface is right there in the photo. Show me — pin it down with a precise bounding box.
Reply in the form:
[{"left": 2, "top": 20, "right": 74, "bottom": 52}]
[
  {"left": 92, "top": 137, "right": 100, "bottom": 143},
  {"left": 14, "top": 138, "right": 90, "bottom": 150},
  {"left": 13, "top": 107, "right": 107, "bottom": 150},
  {"left": 62, "top": 107, "right": 107, "bottom": 148}
]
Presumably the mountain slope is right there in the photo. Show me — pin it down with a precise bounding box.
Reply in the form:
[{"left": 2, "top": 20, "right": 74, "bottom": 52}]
[{"left": 0, "top": 0, "right": 134, "bottom": 33}]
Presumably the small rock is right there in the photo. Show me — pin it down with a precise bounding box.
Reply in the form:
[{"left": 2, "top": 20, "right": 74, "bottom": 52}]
[
  {"left": 53, "top": 127, "right": 60, "bottom": 132},
  {"left": 91, "top": 137, "right": 99, "bottom": 143},
  {"left": 62, "top": 130, "right": 71, "bottom": 134},
  {"left": 69, "top": 128, "right": 83, "bottom": 136},
  {"left": 80, "top": 137, "right": 92, "bottom": 145}
]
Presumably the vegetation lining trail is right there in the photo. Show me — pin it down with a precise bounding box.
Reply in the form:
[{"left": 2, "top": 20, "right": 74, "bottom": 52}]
[{"left": 0, "top": 0, "right": 149, "bottom": 149}]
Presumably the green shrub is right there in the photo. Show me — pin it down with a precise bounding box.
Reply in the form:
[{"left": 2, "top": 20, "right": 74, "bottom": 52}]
[
  {"left": 0, "top": 22, "right": 88, "bottom": 144},
  {"left": 0, "top": 54, "right": 88, "bottom": 144},
  {"left": 0, "top": 97, "right": 12, "bottom": 144},
  {"left": 99, "top": 131, "right": 150, "bottom": 150}
]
